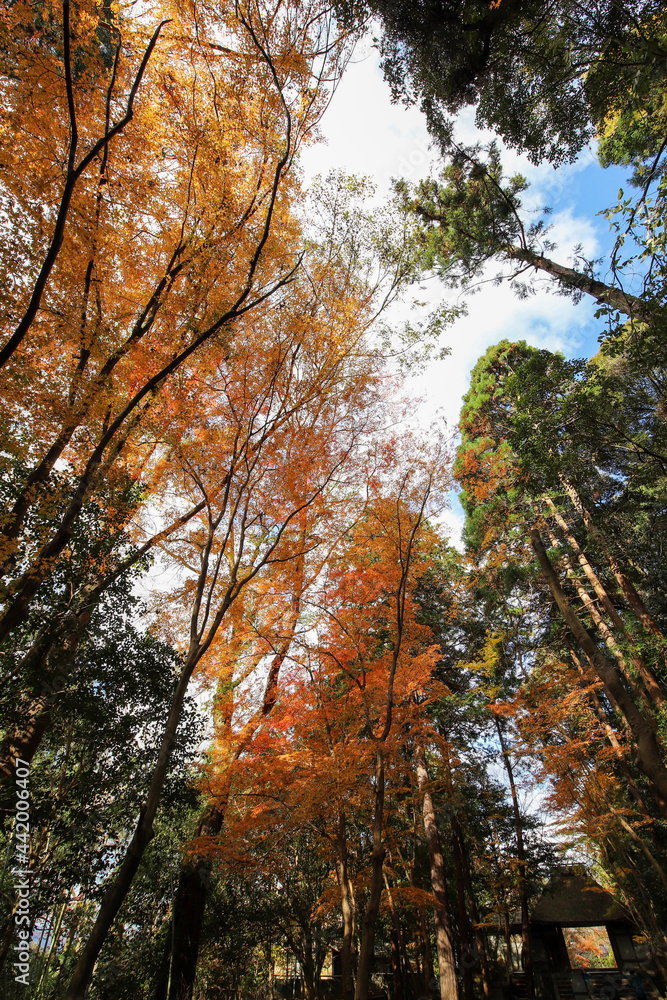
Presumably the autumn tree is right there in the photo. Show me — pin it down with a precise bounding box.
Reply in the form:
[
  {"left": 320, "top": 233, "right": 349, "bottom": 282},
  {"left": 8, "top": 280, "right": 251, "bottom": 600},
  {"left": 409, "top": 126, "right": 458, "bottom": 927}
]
[
  {"left": 453, "top": 337, "right": 667, "bottom": 958},
  {"left": 59, "top": 187, "right": 418, "bottom": 993},
  {"left": 413, "top": 540, "right": 564, "bottom": 1000},
  {"left": 143, "top": 168, "right": 424, "bottom": 1000},
  {"left": 0, "top": 0, "right": 352, "bottom": 653},
  {"left": 216, "top": 435, "right": 452, "bottom": 1000},
  {"left": 310, "top": 440, "right": 450, "bottom": 1000}
]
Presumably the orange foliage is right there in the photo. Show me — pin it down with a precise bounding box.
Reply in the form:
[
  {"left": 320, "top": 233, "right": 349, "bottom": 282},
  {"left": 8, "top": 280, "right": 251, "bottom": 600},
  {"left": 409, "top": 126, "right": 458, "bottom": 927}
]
[
  {"left": 0, "top": 0, "right": 352, "bottom": 640},
  {"left": 206, "top": 436, "right": 452, "bottom": 881}
]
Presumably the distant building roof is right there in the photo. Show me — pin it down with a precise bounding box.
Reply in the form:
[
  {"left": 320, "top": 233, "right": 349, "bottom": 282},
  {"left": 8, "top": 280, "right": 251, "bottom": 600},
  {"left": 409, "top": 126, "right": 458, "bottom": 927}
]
[{"left": 531, "top": 872, "right": 632, "bottom": 927}]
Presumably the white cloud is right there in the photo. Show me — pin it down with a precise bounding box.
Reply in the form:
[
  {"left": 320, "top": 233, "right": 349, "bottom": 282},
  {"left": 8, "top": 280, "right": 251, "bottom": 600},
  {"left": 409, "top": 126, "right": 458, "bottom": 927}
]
[
  {"left": 300, "top": 36, "right": 610, "bottom": 552},
  {"left": 301, "top": 44, "right": 434, "bottom": 199},
  {"left": 407, "top": 272, "right": 598, "bottom": 432}
]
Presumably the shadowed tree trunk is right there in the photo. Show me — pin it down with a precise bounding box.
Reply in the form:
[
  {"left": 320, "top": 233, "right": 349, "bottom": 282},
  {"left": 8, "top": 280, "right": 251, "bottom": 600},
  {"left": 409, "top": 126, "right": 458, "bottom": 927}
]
[
  {"left": 543, "top": 519, "right": 662, "bottom": 719},
  {"left": 0, "top": 603, "right": 93, "bottom": 794},
  {"left": 153, "top": 800, "right": 226, "bottom": 1000},
  {"left": 64, "top": 653, "right": 198, "bottom": 1000},
  {"left": 559, "top": 479, "right": 667, "bottom": 670},
  {"left": 384, "top": 870, "right": 416, "bottom": 1000},
  {"left": 335, "top": 811, "right": 356, "bottom": 1000},
  {"left": 451, "top": 812, "right": 492, "bottom": 1000},
  {"left": 451, "top": 823, "right": 475, "bottom": 1000},
  {"left": 389, "top": 923, "right": 406, "bottom": 1000},
  {"left": 415, "top": 748, "right": 459, "bottom": 1000},
  {"left": 495, "top": 718, "right": 535, "bottom": 1000},
  {"left": 531, "top": 528, "right": 667, "bottom": 807},
  {"left": 354, "top": 751, "right": 386, "bottom": 1000},
  {"left": 419, "top": 907, "right": 434, "bottom": 999},
  {"left": 302, "top": 926, "right": 317, "bottom": 1000},
  {"left": 155, "top": 629, "right": 299, "bottom": 1000}
]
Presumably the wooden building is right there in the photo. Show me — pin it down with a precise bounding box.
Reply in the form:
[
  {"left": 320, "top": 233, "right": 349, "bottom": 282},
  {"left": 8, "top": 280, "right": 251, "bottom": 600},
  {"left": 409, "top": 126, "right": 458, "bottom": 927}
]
[{"left": 507, "top": 872, "right": 660, "bottom": 1000}]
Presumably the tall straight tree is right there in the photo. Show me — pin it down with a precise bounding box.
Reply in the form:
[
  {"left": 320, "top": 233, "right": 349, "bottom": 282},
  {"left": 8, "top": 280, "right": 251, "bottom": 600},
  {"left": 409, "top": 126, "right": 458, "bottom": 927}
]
[{"left": 454, "top": 338, "right": 667, "bottom": 852}]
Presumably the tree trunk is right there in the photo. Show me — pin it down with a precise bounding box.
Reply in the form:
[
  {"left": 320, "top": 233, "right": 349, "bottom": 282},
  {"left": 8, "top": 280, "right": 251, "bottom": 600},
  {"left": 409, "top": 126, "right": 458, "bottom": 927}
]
[
  {"left": 389, "top": 924, "right": 406, "bottom": 1000},
  {"left": 0, "top": 702, "right": 52, "bottom": 796},
  {"left": 501, "top": 899, "right": 511, "bottom": 985},
  {"left": 544, "top": 496, "right": 623, "bottom": 623},
  {"left": 336, "top": 812, "right": 356, "bottom": 1000},
  {"left": 0, "top": 913, "right": 15, "bottom": 975},
  {"left": 568, "top": 644, "right": 666, "bottom": 825},
  {"left": 419, "top": 907, "right": 434, "bottom": 999},
  {"left": 495, "top": 719, "right": 535, "bottom": 1000},
  {"left": 354, "top": 751, "right": 386, "bottom": 1000},
  {"left": 384, "top": 872, "right": 415, "bottom": 1000},
  {"left": 531, "top": 528, "right": 667, "bottom": 806},
  {"left": 415, "top": 749, "right": 459, "bottom": 1000},
  {"left": 157, "top": 555, "right": 304, "bottom": 999},
  {"left": 544, "top": 514, "right": 664, "bottom": 712},
  {"left": 450, "top": 826, "right": 475, "bottom": 1000},
  {"left": 560, "top": 479, "right": 666, "bottom": 644},
  {"left": 451, "top": 813, "right": 492, "bottom": 1000},
  {"left": 0, "top": 605, "right": 93, "bottom": 790},
  {"left": 544, "top": 524, "right": 652, "bottom": 717},
  {"left": 64, "top": 654, "right": 197, "bottom": 999},
  {"left": 302, "top": 927, "right": 317, "bottom": 1000},
  {"left": 154, "top": 801, "right": 226, "bottom": 1000},
  {"left": 507, "top": 246, "right": 650, "bottom": 321}
]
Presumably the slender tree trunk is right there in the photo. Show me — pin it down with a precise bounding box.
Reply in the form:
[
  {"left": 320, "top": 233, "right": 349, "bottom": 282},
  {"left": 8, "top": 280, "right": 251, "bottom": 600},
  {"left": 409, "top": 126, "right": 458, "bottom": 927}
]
[
  {"left": 0, "top": 15, "right": 168, "bottom": 371},
  {"left": 613, "top": 571, "right": 666, "bottom": 642},
  {"left": 157, "top": 577, "right": 304, "bottom": 1000},
  {"left": 531, "top": 528, "right": 667, "bottom": 805},
  {"left": 354, "top": 751, "right": 386, "bottom": 1000},
  {"left": 0, "top": 605, "right": 93, "bottom": 789},
  {"left": 501, "top": 899, "right": 511, "bottom": 985},
  {"left": 606, "top": 799, "right": 667, "bottom": 892},
  {"left": 602, "top": 838, "right": 667, "bottom": 978},
  {"left": 417, "top": 190, "right": 649, "bottom": 321},
  {"left": 336, "top": 811, "right": 356, "bottom": 1000},
  {"left": 545, "top": 520, "right": 663, "bottom": 713},
  {"left": 53, "top": 908, "right": 79, "bottom": 993},
  {"left": 560, "top": 479, "right": 666, "bottom": 644},
  {"left": 0, "top": 914, "right": 15, "bottom": 974},
  {"left": 384, "top": 872, "right": 414, "bottom": 1000},
  {"left": 568, "top": 645, "right": 667, "bottom": 824},
  {"left": 419, "top": 908, "right": 434, "bottom": 999},
  {"left": 36, "top": 898, "right": 67, "bottom": 994},
  {"left": 315, "top": 923, "right": 326, "bottom": 1000},
  {"left": 409, "top": 804, "right": 434, "bottom": 1000},
  {"left": 545, "top": 525, "right": 653, "bottom": 715},
  {"left": 64, "top": 654, "right": 197, "bottom": 999},
  {"left": 389, "top": 924, "right": 406, "bottom": 1000},
  {"left": 544, "top": 496, "right": 624, "bottom": 626},
  {"left": 302, "top": 927, "right": 317, "bottom": 1000},
  {"left": 450, "top": 826, "right": 475, "bottom": 1000},
  {"left": 415, "top": 749, "right": 458, "bottom": 1000},
  {"left": 495, "top": 719, "right": 535, "bottom": 1000},
  {"left": 451, "top": 813, "right": 491, "bottom": 1000},
  {"left": 153, "top": 801, "right": 226, "bottom": 1000},
  {"left": 0, "top": 702, "right": 52, "bottom": 793}
]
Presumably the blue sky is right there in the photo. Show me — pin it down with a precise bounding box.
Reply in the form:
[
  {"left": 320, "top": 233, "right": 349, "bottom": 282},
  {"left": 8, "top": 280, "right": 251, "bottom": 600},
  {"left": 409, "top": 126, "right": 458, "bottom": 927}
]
[{"left": 299, "top": 41, "right": 634, "bottom": 541}]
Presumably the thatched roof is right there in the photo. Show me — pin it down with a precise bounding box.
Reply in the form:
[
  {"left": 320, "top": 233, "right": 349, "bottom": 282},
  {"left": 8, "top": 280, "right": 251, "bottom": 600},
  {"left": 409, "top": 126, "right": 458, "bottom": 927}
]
[{"left": 531, "top": 873, "right": 632, "bottom": 927}]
